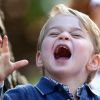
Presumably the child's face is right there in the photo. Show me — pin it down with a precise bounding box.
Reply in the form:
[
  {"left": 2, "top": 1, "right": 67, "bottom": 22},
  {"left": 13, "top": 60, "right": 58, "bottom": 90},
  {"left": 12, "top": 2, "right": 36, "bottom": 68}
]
[{"left": 36, "top": 14, "right": 94, "bottom": 78}]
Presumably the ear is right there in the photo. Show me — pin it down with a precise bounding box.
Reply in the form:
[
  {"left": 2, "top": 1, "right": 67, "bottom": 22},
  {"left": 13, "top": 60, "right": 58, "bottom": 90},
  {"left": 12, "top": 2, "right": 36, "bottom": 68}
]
[
  {"left": 36, "top": 51, "right": 43, "bottom": 68},
  {"left": 87, "top": 54, "right": 100, "bottom": 71}
]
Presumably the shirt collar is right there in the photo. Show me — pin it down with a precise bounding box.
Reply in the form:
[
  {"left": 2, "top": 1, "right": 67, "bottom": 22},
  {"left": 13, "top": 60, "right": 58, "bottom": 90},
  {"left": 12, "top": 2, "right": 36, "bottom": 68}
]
[
  {"left": 35, "top": 77, "right": 57, "bottom": 95},
  {"left": 35, "top": 76, "right": 99, "bottom": 97},
  {"left": 88, "top": 83, "right": 100, "bottom": 97}
]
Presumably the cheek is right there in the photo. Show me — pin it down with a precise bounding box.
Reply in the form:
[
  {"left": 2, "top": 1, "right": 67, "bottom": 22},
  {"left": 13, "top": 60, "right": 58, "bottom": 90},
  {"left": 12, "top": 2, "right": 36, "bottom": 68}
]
[
  {"left": 42, "top": 38, "right": 52, "bottom": 52},
  {"left": 74, "top": 40, "right": 94, "bottom": 57},
  {"left": 41, "top": 38, "right": 54, "bottom": 62},
  {"left": 41, "top": 37, "right": 55, "bottom": 66},
  {"left": 73, "top": 40, "right": 94, "bottom": 68},
  {"left": 41, "top": 37, "right": 55, "bottom": 52}
]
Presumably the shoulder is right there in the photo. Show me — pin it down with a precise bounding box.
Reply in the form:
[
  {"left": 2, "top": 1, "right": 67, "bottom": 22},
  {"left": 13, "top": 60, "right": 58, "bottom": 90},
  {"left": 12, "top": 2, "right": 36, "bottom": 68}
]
[
  {"left": 83, "top": 83, "right": 100, "bottom": 100},
  {"left": 7, "top": 84, "right": 34, "bottom": 93},
  {"left": 3, "top": 84, "right": 36, "bottom": 100}
]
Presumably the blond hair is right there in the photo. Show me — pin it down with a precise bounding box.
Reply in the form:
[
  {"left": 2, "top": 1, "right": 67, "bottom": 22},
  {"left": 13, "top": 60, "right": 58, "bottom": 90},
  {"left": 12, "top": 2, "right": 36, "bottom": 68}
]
[{"left": 37, "top": 4, "right": 100, "bottom": 55}]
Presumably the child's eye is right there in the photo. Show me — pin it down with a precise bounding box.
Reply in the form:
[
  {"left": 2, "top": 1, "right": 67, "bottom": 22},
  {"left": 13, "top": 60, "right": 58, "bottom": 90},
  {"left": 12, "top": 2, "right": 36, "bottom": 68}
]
[
  {"left": 49, "top": 32, "right": 59, "bottom": 37},
  {"left": 72, "top": 34, "right": 82, "bottom": 39}
]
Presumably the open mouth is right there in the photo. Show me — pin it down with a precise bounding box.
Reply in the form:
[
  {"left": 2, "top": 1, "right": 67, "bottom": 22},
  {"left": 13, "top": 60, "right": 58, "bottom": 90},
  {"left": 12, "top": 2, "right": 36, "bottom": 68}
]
[{"left": 54, "top": 45, "right": 71, "bottom": 60}]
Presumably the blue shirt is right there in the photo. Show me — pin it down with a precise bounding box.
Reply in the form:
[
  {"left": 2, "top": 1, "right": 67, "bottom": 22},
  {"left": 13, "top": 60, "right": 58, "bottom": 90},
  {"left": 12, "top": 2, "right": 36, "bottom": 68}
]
[{"left": 2, "top": 77, "right": 100, "bottom": 100}]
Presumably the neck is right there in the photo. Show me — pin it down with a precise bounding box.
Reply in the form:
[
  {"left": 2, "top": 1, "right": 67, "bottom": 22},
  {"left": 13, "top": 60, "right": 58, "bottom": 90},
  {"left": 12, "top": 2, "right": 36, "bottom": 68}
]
[{"left": 47, "top": 73, "right": 87, "bottom": 96}]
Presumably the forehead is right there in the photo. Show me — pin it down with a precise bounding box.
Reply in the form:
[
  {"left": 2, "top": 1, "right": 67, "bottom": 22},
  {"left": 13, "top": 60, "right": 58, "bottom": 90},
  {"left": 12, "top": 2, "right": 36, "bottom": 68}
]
[{"left": 46, "top": 14, "right": 83, "bottom": 31}]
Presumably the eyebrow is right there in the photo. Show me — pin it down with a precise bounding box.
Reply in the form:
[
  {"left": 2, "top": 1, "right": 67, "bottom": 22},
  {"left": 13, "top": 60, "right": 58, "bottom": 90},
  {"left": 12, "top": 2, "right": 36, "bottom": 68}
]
[
  {"left": 46, "top": 26, "right": 83, "bottom": 33},
  {"left": 70, "top": 27, "right": 83, "bottom": 32},
  {"left": 46, "top": 27, "right": 60, "bottom": 32}
]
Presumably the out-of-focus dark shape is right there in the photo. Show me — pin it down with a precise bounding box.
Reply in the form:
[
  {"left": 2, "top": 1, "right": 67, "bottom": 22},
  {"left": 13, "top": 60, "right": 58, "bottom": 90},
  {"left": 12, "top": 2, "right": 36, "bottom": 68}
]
[{"left": 0, "top": 9, "right": 28, "bottom": 92}]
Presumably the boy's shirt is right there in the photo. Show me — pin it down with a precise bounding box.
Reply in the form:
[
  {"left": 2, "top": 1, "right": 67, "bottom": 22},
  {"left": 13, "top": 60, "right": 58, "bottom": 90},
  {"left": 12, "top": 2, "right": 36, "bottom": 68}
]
[
  {"left": 0, "top": 77, "right": 100, "bottom": 100},
  {"left": 90, "top": 72, "right": 100, "bottom": 96}
]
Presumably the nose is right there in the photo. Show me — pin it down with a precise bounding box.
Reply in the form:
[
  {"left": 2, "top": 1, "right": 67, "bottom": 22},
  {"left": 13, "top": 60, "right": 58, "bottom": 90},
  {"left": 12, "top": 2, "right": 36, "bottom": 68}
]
[{"left": 58, "top": 32, "right": 71, "bottom": 40}]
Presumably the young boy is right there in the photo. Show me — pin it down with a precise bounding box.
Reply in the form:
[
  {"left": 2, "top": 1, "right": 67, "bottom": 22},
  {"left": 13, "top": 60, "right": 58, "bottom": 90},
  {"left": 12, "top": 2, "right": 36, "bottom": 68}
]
[{"left": 0, "top": 4, "right": 100, "bottom": 100}]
